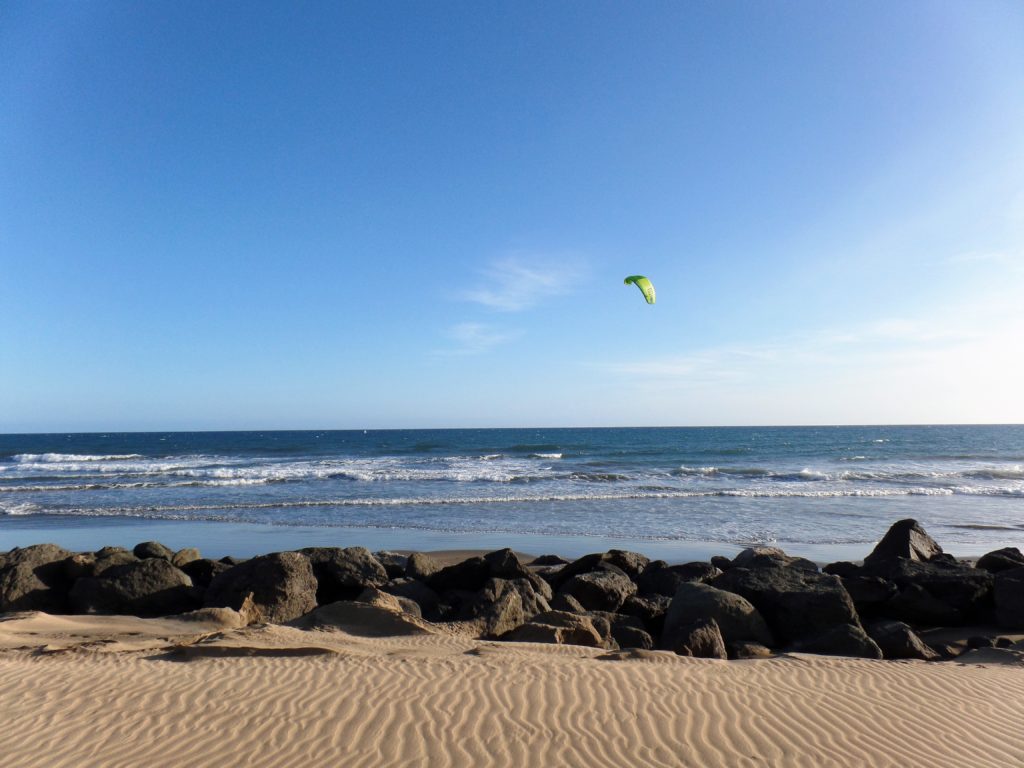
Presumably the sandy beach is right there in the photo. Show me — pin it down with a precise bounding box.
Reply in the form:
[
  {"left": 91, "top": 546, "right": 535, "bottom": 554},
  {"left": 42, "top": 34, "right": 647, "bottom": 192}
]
[{"left": 1, "top": 610, "right": 1023, "bottom": 768}]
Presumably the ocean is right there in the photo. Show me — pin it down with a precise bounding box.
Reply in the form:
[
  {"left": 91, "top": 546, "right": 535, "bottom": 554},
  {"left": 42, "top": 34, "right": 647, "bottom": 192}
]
[{"left": 1, "top": 426, "right": 1023, "bottom": 560}]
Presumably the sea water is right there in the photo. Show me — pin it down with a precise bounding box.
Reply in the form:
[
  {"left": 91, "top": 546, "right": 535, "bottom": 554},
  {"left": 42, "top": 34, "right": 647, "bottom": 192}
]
[{"left": 1, "top": 426, "right": 1023, "bottom": 559}]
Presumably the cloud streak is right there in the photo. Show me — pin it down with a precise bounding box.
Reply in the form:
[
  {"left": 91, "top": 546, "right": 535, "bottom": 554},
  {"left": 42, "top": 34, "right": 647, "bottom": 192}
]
[
  {"left": 461, "top": 255, "right": 583, "bottom": 311},
  {"left": 436, "top": 322, "right": 520, "bottom": 356}
]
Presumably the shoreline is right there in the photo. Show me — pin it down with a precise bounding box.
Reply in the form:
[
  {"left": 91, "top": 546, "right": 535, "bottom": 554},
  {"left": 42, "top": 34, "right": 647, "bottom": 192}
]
[{"left": 2, "top": 514, "right": 1019, "bottom": 563}]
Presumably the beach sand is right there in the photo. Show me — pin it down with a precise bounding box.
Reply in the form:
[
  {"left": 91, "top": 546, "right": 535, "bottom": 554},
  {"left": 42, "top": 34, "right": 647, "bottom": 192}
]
[{"left": 2, "top": 611, "right": 1022, "bottom": 767}]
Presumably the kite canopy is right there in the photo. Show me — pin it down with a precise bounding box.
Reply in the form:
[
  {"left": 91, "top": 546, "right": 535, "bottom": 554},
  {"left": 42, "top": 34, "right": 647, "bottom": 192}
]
[{"left": 623, "top": 275, "right": 655, "bottom": 304}]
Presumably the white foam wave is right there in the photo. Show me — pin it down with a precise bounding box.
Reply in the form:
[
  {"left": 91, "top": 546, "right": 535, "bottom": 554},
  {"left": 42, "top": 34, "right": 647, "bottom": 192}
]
[
  {"left": 530, "top": 453, "right": 563, "bottom": 459},
  {"left": 12, "top": 453, "right": 145, "bottom": 463}
]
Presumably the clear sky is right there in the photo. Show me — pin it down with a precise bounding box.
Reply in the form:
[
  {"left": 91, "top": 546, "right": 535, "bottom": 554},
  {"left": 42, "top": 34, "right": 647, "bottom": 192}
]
[{"left": 2, "top": 1, "right": 1023, "bottom": 431}]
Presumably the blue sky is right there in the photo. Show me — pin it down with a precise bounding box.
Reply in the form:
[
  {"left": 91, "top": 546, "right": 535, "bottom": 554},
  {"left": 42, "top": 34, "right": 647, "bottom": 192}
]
[{"left": 2, "top": 1, "right": 1023, "bottom": 431}]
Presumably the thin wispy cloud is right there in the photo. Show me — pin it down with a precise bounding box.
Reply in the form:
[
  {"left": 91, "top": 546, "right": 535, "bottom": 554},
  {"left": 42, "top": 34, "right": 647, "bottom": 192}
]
[
  {"left": 595, "top": 290, "right": 1024, "bottom": 424},
  {"left": 436, "top": 322, "right": 520, "bottom": 356},
  {"left": 462, "top": 255, "right": 584, "bottom": 311}
]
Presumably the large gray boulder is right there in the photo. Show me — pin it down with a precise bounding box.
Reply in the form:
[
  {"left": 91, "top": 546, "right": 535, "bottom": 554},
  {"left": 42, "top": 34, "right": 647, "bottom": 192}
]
[
  {"left": 712, "top": 567, "right": 861, "bottom": 645},
  {"left": 994, "top": 567, "right": 1024, "bottom": 629},
  {"left": 298, "top": 547, "right": 388, "bottom": 603},
  {"left": 69, "top": 558, "right": 197, "bottom": 616},
  {"left": 663, "top": 582, "right": 774, "bottom": 648},
  {"left": 864, "top": 519, "right": 943, "bottom": 565},
  {"left": 0, "top": 544, "right": 73, "bottom": 613},
  {"left": 205, "top": 552, "right": 317, "bottom": 623},
  {"left": 558, "top": 568, "right": 637, "bottom": 612}
]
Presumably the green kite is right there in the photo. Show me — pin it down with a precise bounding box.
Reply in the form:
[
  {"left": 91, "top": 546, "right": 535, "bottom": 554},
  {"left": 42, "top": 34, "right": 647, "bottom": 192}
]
[{"left": 623, "top": 275, "right": 655, "bottom": 304}]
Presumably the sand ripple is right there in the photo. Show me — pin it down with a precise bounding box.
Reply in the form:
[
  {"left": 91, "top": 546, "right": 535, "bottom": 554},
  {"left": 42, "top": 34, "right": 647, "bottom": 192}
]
[{"left": 1, "top": 622, "right": 1023, "bottom": 767}]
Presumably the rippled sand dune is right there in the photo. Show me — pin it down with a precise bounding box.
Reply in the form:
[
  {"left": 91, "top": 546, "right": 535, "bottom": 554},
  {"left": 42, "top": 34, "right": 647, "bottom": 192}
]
[{"left": 1, "top": 613, "right": 1022, "bottom": 767}]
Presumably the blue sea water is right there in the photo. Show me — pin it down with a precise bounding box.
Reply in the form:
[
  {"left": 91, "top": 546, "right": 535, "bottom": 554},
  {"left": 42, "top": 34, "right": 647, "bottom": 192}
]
[{"left": 1, "top": 426, "right": 1023, "bottom": 559}]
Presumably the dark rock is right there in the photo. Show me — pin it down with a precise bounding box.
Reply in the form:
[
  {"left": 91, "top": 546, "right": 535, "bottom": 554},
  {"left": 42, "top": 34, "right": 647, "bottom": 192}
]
[
  {"left": 180, "top": 558, "right": 232, "bottom": 590},
  {"left": 95, "top": 546, "right": 131, "bottom": 559},
  {"left": 380, "top": 578, "right": 440, "bottom": 617},
  {"left": 710, "top": 555, "right": 733, "bottom": 572},
  {"left": 791, "top": 624, "right": 883, "bottom": 658},
  {"left": 712, "top": 567, "right": 860, "bottom": 645},
  {"left": 0, "top": 544, "right": 73, "bottom": 613},
  {"left": 839, "top": 575, "right": 899, "bottom": 616},
  {"left": 619, "top": 593, "right": 671, "bottom": 622},
  {"left": 864, "top": 519, "right": 943, "bottom": 565},
  {"left": 482, "top": 549, "right": 553, "bottom": 601},
  {"left": 436, "top": 589, "right": 476, "bottom": 620},
  {"left": 503, "top": 610, "right": 606, "bottom": 648},
  {"left": 976, "top": 547, "right": 1024, "bottom": 574},
  {"left": 405, "top": 552, "right": 440, "bottom": 581},
  {"left": 69, "top": 559, "right": 197, "bottom": 617},
  {"left": 299, "top": 547, "right": 388, "bottom": 603},
  {"left": 731, "top": 547, "right": 817, "bottom": 572},
  {"left": 204, "top": 551, "right": 317, "bottom": 623},
  {"left": 669, "top": 617, "right": 728, "bottom": 659},
  {"left": 613, "top": 625, "right": 654, "bottom": 650},
  {"left": 219, "top": 556, "right": 244, "bottom": 566},
  {"left": 550, "top": 593, "right": 587, "bottom": 614},
  {"left": 477, "top": 578, "right": 550, "bottom": 619},
  {"left": 374, "top": 551, "right": 408, "bottom": 579},
  {"left": 171, "top": 548, "right": 201, "bottom": 568},
  {"left": 995, "top": 567, "right": 1024, "bottom": 629},
  {"left": 663, "top": 582, "right": 774, "bottom": 648},
  {"left": 866, "top": 620, "right": 940, "bottom": 660},
  {"left": 864, "top": 558, "right": 993, "bottom": 620},
  {"left": 636, "top": 560, "right": 721, "bottom": 597},
  {"left": 558, "top": 568, "right": 637, "bottom": 612},
  {"left": 479, "top": 591, "right": 526, "bottom": 638},
  {"left": 619, "top": 593, "right": 671, "bottom": 638},
  {"left": 966, "top": 635, "right": 996, "bottom": 649},
  {"left": 586, "top": 611, "right": 647, "bottom": 650},
  {"left": 92, "top": 551, "right": 139, "bottom": 575},
  {"left": 882, "top": 584, "right": 962, "bottom": 626},
  {"left": 531, "top": 554, "right": 569, "bottom": 566},
  {"left": 822, "top": 561, "right": 863, "bottom": 578},
  {"left": 996, "top": 637, "right": 1014, "bottom": 648},
  {"left": 64, "top": 554, "right": 97, "bottom": 582},
  {"left": 427, "top": 556, "right": 490, "bottom": 593},
  {"left": 133, "top": 541, "right": 175, "bottom": 561},
  {"left": 548, "top": 551, "right": 649, "bottom": 590},
  {"left": 582, "top": 613, "right": 616, "bottom": 649}
]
